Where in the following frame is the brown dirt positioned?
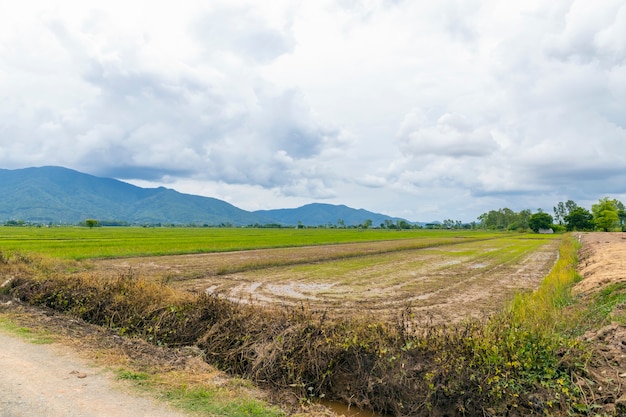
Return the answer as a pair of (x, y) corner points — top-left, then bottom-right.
(0, 331), (186, 417)
(575, 232), (626, 295)
(573, 232), (626, 415)
(90, 237), (561, 324)
(0, 299), (204, 417)
(0, 298), (331, 417)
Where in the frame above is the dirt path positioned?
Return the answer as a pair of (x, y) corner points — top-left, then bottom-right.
(0, 329), (189, 417)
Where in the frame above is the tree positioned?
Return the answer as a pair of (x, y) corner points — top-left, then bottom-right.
(363, 219), (373, 229)
(564, 207), (594, 231)
(478, 208), (531, 231)
(565, 200), (578, 213)
(85, 219), (99, 228)
(518, 209), (532, 230)
(615, 200), (626, 230)
(396, 220), (411, 229)
(592, 197), (620, 231)
(554, 200), (580, 225)
(528, 212), (553, 232)
(553, 202), (566, 225)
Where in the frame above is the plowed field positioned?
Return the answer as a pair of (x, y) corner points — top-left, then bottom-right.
(92, 235), (560, 324)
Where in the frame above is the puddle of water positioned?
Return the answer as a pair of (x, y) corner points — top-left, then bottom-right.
(320, 400), (386, 417)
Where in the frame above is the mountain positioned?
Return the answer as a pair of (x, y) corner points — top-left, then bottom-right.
(254, 203), (410, 227)
(0, 166), (271, 225)
(0, 166), (416, 227)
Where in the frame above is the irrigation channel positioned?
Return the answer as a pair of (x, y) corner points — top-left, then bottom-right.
(323, 400), (386, 417)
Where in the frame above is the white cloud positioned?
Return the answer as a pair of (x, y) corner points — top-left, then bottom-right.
(397, 110), (499, 158)
(1, 0), (625, 221)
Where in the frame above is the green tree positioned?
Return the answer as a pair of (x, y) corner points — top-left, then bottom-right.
(565, 200), (578, 213)
(528, 212), (553, 232)
(85, 219), (99, 228)
(396, 220), (411, 229)
(478, 208), (531, 231)
(363, 219), (373, 229)
(553, 202), (566, 225)
(564, 207), (594, 231)
(518, 209), (532, 230)
(592, 197), (620, 231)
(554, 200), (581, 226)
(616, 200), (626, 230)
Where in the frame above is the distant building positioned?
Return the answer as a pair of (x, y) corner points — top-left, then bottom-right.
(538, 228), (554, 234)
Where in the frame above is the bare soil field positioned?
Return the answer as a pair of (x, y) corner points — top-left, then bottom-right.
(575, 232), (626, 295)
(92, 236), (560, 324)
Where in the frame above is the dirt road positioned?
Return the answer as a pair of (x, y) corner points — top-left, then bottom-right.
(0, 329), (188, 417)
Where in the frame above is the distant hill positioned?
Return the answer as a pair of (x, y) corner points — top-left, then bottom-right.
(0, 166), (270, 225)
(254, 203), (411, 227)
(0, 166), (417, 227)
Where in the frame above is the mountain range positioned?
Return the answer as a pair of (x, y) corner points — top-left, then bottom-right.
(0, 166), (412, 227)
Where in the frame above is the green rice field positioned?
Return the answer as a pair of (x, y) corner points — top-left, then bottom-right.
(0, 226), (519, 260)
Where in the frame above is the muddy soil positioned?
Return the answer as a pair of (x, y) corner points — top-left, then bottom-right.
(92, 237), (561, 324)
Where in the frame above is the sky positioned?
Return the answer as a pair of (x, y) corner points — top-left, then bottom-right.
(1, 1), (625, 222)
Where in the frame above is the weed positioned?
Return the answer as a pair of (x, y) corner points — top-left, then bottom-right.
(165, 386), (285, 416)
(579, 283), (626, 327)
(0, 316), (55, 344)
(117, 369), (150, 381)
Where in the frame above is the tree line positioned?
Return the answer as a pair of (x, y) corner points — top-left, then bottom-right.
(478, 197), (626, 232)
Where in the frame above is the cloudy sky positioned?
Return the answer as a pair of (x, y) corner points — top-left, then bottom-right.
(1, 1), (625, 222)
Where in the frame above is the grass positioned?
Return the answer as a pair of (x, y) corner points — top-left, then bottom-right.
(0, 316), (55, 344)
(573, 282), (626, 333)
(591, 283), (626, 324)
(471, 235), (598, 413)
(165, 386), (284, 417)
(0, 226), (507, 260)
(507, 235), (583, 330)
(114, 366), (285, 416)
